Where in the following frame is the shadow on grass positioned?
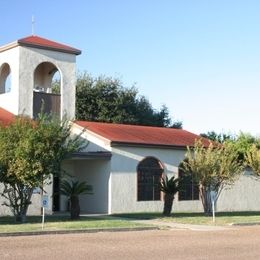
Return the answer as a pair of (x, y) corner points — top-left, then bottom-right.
(114, 211), (260, 220)
(0, 215), (115, 225)
(2, 211), (260, 224)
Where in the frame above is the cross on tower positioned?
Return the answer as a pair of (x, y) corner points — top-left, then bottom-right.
(32, 15), (35, 36)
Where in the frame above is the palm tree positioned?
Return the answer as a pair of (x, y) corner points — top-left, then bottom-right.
(160, 175), (180, 216)
(60, 179), (93, 219)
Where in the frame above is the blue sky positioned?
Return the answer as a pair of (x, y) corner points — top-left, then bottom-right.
(1, 0), (260, 135)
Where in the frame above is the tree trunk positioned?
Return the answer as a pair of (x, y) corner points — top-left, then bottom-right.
(163, 194), (174, 216)
(70, 195), (80, 220)
(14, 190), (33, 223)
(199, 185), (212, 216)
(2, 184), (33, 223)
(15, 214), (27, 223)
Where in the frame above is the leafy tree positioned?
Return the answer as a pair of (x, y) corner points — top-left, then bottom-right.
(160, 175), (181, 216)
(76, 72), (182, 128)
(60, 178), (93, 220)
(0, 114), (82, 223)
(182, 140), (243, 215)
(201, 132), (260, 162)
(200, 131), (234, 143)
(246, 144), (260, 176)
(231, 133), (260, 162)
(51, 79), (61, 94)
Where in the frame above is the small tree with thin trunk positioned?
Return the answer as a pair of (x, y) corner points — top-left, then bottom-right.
(182, 140), (243, 216)
(0, 114), (83, 223)
(160, 175), (181, 216)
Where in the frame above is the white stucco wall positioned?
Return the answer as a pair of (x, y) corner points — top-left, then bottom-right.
(19, 46), (77, 119)
(109, 145), (204, 214)
(218, 170), (260, 211)
(0, 45), (77, 119)
(27, 179), (53, 215)
(74, 160), (111, 214)
(0, 47), (20, 114)
(108, 145), (260, 214)
(0, 180), (52, 216)
(60, 159), (111, 214)
(71, 124), (112, 152)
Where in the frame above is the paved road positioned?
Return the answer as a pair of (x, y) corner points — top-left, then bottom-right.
(1, 226), (260, 260)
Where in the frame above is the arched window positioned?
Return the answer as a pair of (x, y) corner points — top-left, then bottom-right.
(33, 62), (61, 93)
(178, 165), (199, 201)
(137, 157), (164, 201)
(33, 62), (61, 118)
(0, 63), (11, 94)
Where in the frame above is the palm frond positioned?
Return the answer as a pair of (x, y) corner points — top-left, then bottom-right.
(60, 179), (93, 197)
(160, 175), (180, 195)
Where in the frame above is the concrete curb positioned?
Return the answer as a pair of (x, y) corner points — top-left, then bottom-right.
(232, 222), (260, 226)
(0, 226), (160, 237)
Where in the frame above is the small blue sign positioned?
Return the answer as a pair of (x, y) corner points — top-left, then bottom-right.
(42, 195), (49, 208)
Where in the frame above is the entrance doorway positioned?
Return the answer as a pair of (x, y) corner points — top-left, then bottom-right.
(52, 176), (60, 211)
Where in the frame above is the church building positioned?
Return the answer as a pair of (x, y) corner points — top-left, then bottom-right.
(0, 35), (259, 216)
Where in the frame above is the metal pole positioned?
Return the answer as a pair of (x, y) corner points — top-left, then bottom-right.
(212, 200), (215, 223)
(42, 206), (45, 230)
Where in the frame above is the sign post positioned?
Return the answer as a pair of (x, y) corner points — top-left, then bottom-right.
(42, 195), (49, 230)
(210, 191), (216, 223)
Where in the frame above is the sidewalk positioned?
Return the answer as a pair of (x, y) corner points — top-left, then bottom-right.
(131, 219), (230, 231)
(83, 214), (231, 231)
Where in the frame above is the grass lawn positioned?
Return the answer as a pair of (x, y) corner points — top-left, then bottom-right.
(0, 215), (151, 233)
(2, 212), (260, 233)
(115, 211), (260, 226)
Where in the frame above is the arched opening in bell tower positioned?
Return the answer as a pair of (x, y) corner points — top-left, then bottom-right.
(0, 63), (12, 94)
(33, 62), (61, 118)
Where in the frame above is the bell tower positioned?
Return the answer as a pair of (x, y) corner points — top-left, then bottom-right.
(0, 35), (81, 120)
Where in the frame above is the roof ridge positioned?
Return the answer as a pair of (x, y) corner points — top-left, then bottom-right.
(75, 120), (185, 131)
(0, 35), (81, 55)
(74, 120), (210, 148)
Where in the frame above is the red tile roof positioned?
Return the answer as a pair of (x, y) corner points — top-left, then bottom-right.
(75, 121), (211, 148)
(0, 35), (81, 55)
(18, 35), (81, 55)
(0, 109), (210, 148)
(0, 107), (15, 126)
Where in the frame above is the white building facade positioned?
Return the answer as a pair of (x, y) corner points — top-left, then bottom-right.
(0, 35), (260, 216)
(64, 122), (260, 215)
